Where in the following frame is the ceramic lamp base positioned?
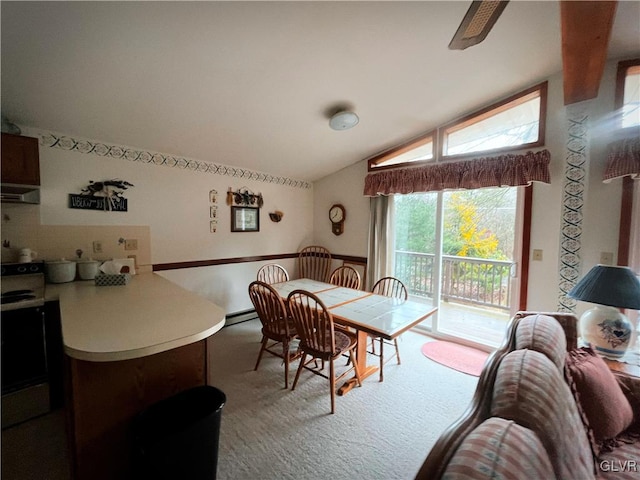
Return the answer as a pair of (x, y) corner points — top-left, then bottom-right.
(580, 305), (633, 359)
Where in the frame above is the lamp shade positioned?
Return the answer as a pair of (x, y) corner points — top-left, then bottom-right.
(568, 265), (640, 310)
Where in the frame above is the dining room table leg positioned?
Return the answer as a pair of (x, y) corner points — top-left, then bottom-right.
(337, 329), (378, 396)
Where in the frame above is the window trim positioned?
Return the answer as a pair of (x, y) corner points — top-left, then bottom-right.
(367, 81), (548, 172)
(615, 58), (640, 267)
(367, 131), (436, 172)
(615, 58), (640, 132)
(439, 81), (547, 161)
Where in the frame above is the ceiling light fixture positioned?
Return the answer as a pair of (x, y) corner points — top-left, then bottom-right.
(329, 111), (359, 131)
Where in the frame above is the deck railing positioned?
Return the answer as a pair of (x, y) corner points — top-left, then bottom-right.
(395, 250), (513, 310)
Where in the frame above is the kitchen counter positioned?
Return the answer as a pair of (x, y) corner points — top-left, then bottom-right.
(48, 272), (227, 480)
(46, 272), (226, 362)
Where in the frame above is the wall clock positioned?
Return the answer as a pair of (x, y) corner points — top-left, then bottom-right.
(329, 204), (346, 236)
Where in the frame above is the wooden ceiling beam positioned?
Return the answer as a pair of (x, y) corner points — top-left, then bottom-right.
(560, 1), (617, 106)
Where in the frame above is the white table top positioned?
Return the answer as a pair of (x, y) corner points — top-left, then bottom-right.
(46, 273), (226, 362)
(274, 278), (436, 339)
(271, 278), (334, 297)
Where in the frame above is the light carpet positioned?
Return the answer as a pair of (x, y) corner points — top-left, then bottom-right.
(208, 320), (479, 480)
(421, 341), (490, 377)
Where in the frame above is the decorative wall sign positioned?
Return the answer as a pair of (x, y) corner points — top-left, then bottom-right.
(226, 187), (263, 207)
(69, 179), (134, 212)
(231, 206), (259, 232)
(209, 189), (218, 233)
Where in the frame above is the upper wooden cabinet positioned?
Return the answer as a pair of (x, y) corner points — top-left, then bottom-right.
(1, 133), (40, 185)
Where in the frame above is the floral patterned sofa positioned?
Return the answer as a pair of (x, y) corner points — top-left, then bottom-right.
(415, 311), (640, 480)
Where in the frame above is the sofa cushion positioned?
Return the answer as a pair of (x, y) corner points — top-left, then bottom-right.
(515, 314), (567, 369)
(598, 437), (640, 479)
(614, 371), (640, 418)
(565, 347), (634, 449)
(442, 417), (555, 480)
(491, 349), (595, 479)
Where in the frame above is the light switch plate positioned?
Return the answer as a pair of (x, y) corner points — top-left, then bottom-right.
(532, 249), (543, 261)
(124, 239), (138, 251)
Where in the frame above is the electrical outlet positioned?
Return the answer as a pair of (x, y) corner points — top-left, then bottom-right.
(532, 249), (543, 261)
(124, 239), (138, 251)
(600, 251), (614, 265)
(127, 254), (137, 268)
(93, 241), (103, 254)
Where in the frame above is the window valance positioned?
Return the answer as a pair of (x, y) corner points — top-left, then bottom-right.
(363, 149), (550, 196)
(603, 134), (640, 183)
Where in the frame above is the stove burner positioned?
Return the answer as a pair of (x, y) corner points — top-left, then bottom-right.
(2, 289), (35, 297)
(1, 294), (37, 305)
(1, 268), (45, 311)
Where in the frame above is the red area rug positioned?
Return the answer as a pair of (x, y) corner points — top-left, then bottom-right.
(421, 341), (490, 376)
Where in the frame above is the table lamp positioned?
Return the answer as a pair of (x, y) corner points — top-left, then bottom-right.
(568, 265), (640, 359)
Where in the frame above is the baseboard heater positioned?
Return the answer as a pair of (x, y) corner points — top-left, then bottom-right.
(225, 309), (258, 327)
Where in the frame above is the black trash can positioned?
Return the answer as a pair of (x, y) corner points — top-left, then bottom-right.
(133, 385), (226, 480)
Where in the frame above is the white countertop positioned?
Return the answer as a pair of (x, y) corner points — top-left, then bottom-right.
(45, 273), (226, 362)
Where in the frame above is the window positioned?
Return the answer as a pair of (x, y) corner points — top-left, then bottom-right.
(368, 132), (434, 171)
(441, 83), (546, 158)
(620, 64), (640, 129)
(614, 59), (640, 268)
(367, 82), (547, 172)
(614, 59), (640, 335)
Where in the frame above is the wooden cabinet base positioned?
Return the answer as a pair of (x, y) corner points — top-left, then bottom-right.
(66, 340), (207, 480)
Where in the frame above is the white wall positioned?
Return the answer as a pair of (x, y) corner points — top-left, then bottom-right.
(313, 160), (370, 258)
(528, 60), (624, 315)
(5, 129), (314, 313)
(525, 69), (565, 310)
(313, 59), (627, 316)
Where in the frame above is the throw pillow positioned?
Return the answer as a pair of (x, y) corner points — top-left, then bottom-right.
(565, 347), (634, 452)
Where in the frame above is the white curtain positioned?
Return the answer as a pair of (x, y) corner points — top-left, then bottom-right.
(366, 195), (394, 291)
(628, 180), (640, 349)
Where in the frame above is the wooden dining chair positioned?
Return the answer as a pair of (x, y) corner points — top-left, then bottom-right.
(329, 265), (361, 290)
(248, 281), (299, 389)
(257, 263), (289, 284)
(287, 289), (362, 414)
(298, 245), (332, 282)
(370, 276), (408, 382)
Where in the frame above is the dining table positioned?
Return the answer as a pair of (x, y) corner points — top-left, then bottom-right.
(271, 278), (438, 394)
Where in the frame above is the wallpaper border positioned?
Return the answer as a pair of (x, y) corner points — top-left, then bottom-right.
(38, 132), (312, 190)
(557, 104), (589, 312)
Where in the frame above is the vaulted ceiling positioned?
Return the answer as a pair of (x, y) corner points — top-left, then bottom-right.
(2, 1), (639, 182)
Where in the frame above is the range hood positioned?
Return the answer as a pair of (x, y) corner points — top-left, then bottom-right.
(0, 184), (40, 204)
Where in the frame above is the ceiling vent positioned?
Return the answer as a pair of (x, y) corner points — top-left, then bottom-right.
(449, 0), (509, 50)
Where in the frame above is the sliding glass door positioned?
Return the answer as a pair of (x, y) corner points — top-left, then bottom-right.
(393, 186), (521, 347)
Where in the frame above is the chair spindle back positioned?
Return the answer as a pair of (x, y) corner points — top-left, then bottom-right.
(287, 290), (336, 359)
(298, 246), (332, 282)
(372, 276), (408, 300)
(257, 263), (289, 284)
(329, 265), (361, 290)
(249, 281), (292, 338)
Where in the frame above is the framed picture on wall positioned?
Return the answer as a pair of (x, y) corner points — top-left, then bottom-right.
(231, 206), (260, 232)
